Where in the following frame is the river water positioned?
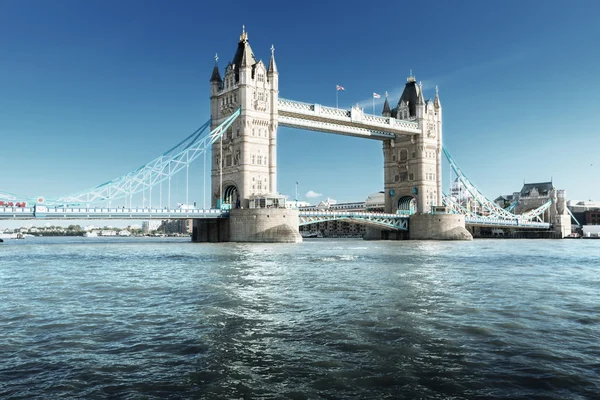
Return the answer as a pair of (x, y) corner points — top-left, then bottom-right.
(0, 237), (598, 399)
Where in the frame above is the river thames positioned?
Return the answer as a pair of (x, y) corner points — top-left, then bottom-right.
(0, 237), (598, 399)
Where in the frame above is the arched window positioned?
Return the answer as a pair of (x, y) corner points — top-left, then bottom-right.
(400, 149), (408, 161)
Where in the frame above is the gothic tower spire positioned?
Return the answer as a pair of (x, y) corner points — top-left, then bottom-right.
(210, 53), (222, 83)
(210, 28), (279, 209)
(381, 91), (391, 117)
(267, 44), (278, 74)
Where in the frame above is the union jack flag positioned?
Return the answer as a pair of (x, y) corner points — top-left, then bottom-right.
(336, 85), (345, 91)
(373, 93), (381, 98)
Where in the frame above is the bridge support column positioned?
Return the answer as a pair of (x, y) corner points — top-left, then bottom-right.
(363, 227), (408, 240)
(192, 218), (230, 242)
(409, 213), (472, 240)
(229, 208), (302, 243)
(553, 214), (571, 238)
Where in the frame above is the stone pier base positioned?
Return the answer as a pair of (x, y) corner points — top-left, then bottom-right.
(409, 214), (472, 240)
(193, 208), (302, 243)
(192, 218), (230, 242)
(229, 208), (302, 243)
(553, 214), (572, 238)
(363, 227), (408, 240)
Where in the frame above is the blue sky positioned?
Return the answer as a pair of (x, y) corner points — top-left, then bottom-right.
(1, 0), (600, 216)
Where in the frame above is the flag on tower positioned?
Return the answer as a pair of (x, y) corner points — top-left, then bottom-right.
(373, 93), (381, 98)
(336, 85), (345, 91)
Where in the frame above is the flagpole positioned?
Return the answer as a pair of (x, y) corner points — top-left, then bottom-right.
(336, 86), (338, 108)
(372, 96), (375, 114)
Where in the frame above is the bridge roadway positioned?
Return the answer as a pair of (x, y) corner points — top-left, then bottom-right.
(0, 206), (551, 230)
(0, 206), (229, 220)
(465, 216), (550, 229)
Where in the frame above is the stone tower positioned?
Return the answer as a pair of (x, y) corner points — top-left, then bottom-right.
(210, 27), (279, 208)
(382, 76), (443, 214)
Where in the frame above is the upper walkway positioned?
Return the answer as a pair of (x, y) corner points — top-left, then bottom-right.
(277, 98), (420, 139)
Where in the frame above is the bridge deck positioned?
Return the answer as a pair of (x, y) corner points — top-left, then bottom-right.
(278, 98), (420, 139)
(0, 207), (229, 220)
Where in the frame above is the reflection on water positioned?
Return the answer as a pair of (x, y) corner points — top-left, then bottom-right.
(0, 237), (599, 399)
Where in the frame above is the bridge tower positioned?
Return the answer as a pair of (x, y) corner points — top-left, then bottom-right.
(382, 76), (443, 214)
(210, 27), (279, 208)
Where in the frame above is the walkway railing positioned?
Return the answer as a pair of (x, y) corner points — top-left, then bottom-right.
(299, 210), (408, 231)
(0, 206), (229, 220)
(278, 98), (420, 138)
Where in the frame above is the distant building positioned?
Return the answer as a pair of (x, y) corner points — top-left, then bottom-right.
(284, 200), (311, 210)
(496, 181), (556, 219)
(568, 200), (600, 227)
(298, 192), (385, 238)
(142, 220), (162, 233)
(365, 192), (385, 212)
(451, 178), (471, 203)
(494, 194), (515, 208)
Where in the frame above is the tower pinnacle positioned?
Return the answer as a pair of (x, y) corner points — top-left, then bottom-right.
(268, 44), (278, 74)
(407, 69), (416, 83)
(417, 81), (424, 105)
(240, 25), (248, 42)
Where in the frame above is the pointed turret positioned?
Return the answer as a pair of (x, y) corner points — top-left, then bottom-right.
(381, 91), (391, 117)
(434, 85), (441, 109)
(267, 44), (277, 74)
(210, 53), (222, 96)
(396, 74), (420, 118)
(231, 25), (257, 82)
(417, 81), (424, 105)
(240, 43), (253, 68)
(210, 53), (222, 83)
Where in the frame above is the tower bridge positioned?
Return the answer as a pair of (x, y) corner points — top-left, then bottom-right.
(0, 27), (573, 241)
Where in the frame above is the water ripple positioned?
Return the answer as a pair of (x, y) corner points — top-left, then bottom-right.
(1, 237), (599, 398)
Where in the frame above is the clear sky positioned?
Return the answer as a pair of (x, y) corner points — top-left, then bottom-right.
(1, 0), (600, 221)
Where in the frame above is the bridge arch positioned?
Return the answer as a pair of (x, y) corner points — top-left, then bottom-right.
(397, 196), (417, 215)
(519, 206), (550, 223)
(223, 183), (239, 208)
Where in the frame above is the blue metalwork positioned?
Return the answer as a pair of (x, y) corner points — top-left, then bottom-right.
(299, 211), (408, 231)
(0, 205), (229, 220)
(567, 207), (581, 227)
(463, 216), (550, 229)
(0, 190), (37, 206)
(38, 108), (241, 206)
(505, 201), (518, 212)
(443, 146), (552, 223)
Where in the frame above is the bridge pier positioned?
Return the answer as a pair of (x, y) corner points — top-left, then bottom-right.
(192, 218), (230, 242)
(192, 208), (302, 243)
(363, 227), (408, 240)
(229, 208), (301, 243)
(409, 213), (472, 240)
